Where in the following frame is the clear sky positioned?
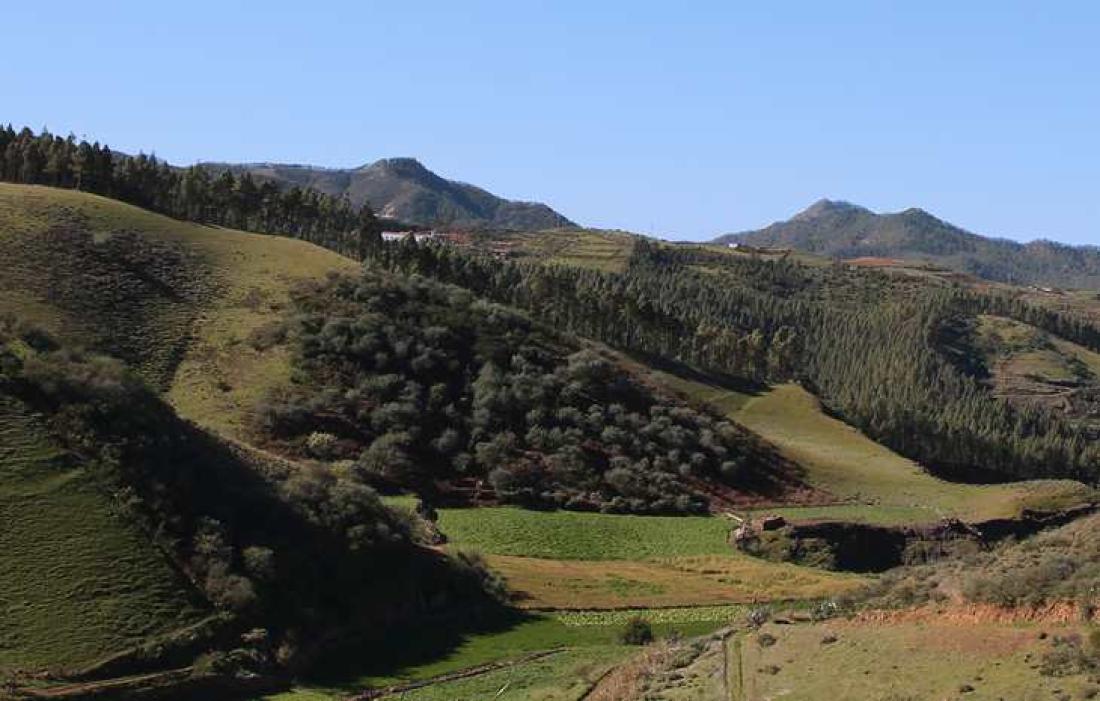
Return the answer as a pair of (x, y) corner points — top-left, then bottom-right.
(4, 2), (1098, 242)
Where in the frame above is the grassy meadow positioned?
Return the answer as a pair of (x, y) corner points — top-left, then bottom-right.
(275, 608), (735, 700)
(647, 364), (1095, 524)
(0, 183), (358, 439)
(428, 504), (865, 609)
(739, 619), (1100, 700)
(0, 396), (206, 672)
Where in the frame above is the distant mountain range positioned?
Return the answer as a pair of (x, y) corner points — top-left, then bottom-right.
(202, 158), (575, 231)
(715, 199), (1100, 289)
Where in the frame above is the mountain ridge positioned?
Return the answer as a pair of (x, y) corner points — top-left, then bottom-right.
(716, 200), (1100, 288)
(200, 156), (576, 231)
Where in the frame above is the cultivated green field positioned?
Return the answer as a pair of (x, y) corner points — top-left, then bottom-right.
(0, 395), (206, 672)
(432, 506), (865, 609)
(437, 506), (730, 560)
(483, 228), (636, 273)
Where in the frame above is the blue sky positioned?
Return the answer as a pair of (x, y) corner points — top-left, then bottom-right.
(4, 2), (1098, 242)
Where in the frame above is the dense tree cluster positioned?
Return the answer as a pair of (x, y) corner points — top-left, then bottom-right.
(260, 273), (758, 514)
(367, 238), (800, 383)
(364, 238), (1100, 484)
(0, 125), (379, 258)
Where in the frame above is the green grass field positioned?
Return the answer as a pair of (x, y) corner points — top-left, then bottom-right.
(0, 395), (206, 672)
(279, 608), (732, 699)
(271, 647), (625, 701)
(647, 366), (1095, 524)
(432, 506), (865, 608)
(732, 383), (1093, 522)
(437, 506), (730, 560)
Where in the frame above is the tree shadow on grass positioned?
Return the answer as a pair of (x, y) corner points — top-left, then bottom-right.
(624, 349), (767, 398)
(302, 605), (539, 691)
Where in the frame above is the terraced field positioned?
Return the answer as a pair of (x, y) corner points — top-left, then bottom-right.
(482, 228), (636, 272)
(434, 505), (864, 609)
(0, 395), (206, 671)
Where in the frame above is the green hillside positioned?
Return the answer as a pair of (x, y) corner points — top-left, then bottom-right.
(649, 371), (1093, 524)
(4, 177), (1100, 700)
(0, 394), (206, 671)
(967, 314), (1100, 431)
(0, 182), (359, 438)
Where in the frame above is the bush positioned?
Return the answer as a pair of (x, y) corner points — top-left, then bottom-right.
(1039, 635), (1096, 677)
(620, 616), (654, 645)
(811, 599), (840, 622)
(746, 606), (771, 629)
(448, 549), (508, 602)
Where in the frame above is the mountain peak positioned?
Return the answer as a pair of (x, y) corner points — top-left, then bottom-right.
(365, 157), (432, 178)
(219, 157), (574, 230)
(791, 199), (870, 222)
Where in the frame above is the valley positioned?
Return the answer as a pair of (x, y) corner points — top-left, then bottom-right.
(2, 127), (1100, 700)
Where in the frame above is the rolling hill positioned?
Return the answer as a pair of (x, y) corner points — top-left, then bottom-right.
(715, 199), (1100, 289)
(0, 182), (360, 439)
(0, 185), (507, 691)
(202, 158), (575, 231)
(5, 173), (1100, 700)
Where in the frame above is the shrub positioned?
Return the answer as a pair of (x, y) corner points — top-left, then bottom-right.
(620, 616), (654, 645)
(745, 606), (771, 629)
(305, 431), (339, 459)
(448, 549), (508, 602)
(811, 599), (840, 622)
(756, 632), (777, 648)
(1039, 635), (1095, 677)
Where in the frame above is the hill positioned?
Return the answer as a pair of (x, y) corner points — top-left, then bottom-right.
(6, 147), (1100, 699)
(0, 309), (500, 692)
(715, 199), (1100, 289)
(0, 182), (359, 439)
(203, 158), (575, 231)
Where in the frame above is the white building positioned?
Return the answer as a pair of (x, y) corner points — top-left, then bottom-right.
(381, 230), (440, 243)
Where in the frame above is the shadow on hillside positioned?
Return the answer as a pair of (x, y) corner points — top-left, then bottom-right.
(302, 606), (536, 691)
(625, 349), (768, 398)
